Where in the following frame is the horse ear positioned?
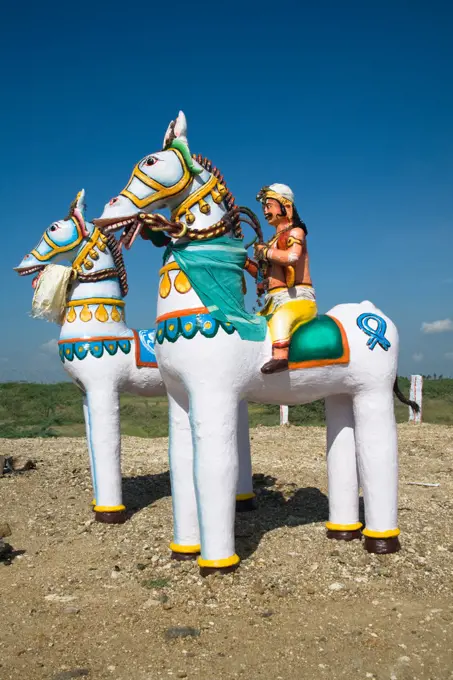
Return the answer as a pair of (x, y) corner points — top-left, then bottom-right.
(75, 189), (86, 215)
(174, 111), (188, 144)
(69, 189), (86, 217)
(163, 111), (188, 149)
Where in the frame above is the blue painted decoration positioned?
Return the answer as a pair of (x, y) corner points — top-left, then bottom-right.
(59, 338), (132, 363)
(155, 312), (237, 345)
(356, 313), (391, 351)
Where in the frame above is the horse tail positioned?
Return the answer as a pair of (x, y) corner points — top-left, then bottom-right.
(393, 377), (419, 413)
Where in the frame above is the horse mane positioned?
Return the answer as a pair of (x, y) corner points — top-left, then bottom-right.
(106, 233), (129, 297)
(193, 154), (243, 239)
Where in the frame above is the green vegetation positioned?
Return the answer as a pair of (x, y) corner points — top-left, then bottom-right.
(0, 378), (452, 438)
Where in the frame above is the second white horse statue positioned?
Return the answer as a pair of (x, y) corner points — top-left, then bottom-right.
(15, 191), (255, 537)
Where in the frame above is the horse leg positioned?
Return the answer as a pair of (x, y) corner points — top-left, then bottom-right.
(86, 386), (126, 524)
(82, 395), (97, 510)
(167, 389), (200, 560)
(236, 400), (255, 512)
(325, 395), (362, 540)
(189, 391), (240, 574)
(353, 387), (400, 554)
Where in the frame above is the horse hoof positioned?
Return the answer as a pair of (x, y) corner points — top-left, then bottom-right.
(171, 551), (199, 561)
(236, 498), (256, 513)
(326, 529), (362, 541)
(200, 564), (240, 577)
(95, 510), (127, 524)
(364, 536), (401, 554)
(198, 553), (240, 576)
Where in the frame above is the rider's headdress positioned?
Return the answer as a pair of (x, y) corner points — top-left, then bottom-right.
(256, 183), (295, 209)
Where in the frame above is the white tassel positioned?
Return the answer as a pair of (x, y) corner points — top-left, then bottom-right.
(31, 264), (73, 325)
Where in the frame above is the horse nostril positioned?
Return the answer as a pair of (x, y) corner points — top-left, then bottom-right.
(109, 197), (119, 205)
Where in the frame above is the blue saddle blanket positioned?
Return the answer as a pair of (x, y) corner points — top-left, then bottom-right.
(133, 329), (158, 367)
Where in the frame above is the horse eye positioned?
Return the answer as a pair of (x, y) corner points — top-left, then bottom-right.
(49, 225), (58, 232)
(145, 156), (157, 166)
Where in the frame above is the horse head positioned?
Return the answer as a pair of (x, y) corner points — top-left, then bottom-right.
(14, 190), (92, 286)
(93, 112), (241, 248)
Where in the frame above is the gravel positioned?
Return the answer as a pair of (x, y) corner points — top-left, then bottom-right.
(0, 423), (452, 679)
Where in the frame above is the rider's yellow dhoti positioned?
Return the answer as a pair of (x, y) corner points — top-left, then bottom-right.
(260, 285), (317, 359)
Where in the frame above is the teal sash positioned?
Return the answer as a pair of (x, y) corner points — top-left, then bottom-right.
(163, 235), (267, 342)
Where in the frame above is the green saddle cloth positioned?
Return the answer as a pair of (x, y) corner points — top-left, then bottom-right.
(288, 315), (350, 368)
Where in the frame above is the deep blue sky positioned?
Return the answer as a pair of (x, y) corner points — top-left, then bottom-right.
(2, 0), (452, 381)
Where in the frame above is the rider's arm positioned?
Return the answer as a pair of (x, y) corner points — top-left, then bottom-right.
(244, 257), (259, 280)
(266, 228), (304, 267)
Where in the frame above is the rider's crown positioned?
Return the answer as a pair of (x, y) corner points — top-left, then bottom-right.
(257, 183), (295, 208)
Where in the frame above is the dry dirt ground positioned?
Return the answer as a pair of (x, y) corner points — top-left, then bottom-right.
(1, 424), (452, 680)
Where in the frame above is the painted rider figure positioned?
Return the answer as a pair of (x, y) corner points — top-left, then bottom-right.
(245, 184), (317, 374)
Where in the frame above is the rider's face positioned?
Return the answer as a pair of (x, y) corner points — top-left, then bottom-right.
(263, 198), (285, 227)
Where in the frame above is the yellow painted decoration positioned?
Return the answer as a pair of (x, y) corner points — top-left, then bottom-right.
(174, 270), (192, 294)
(111, 306), (121, 322)
(198, 553), (240, 569)
(325, 522), (363, 532)
(72, 227), (101, 270)
(211, 187), (222, 203)
(80, 304), (93, 322)
(362, 527), (400, 539)
(169, 542), (201, 554)
(185, 209), (195, 225)
(89, 249), (99, 260)
(121, 148), (192, 210)
(91, 499), (96, 506)
(286, 265), (295, 288)
(66, 306), (77, 323)
(172, 173), (218, 221)
(67, 297), (125, 308)
(199, 198), (211, 214)
(95, 304), (109, 322)
(84, 259), (94, 270)
(159, 271), (171, 299)
(94, 505), (126, 513)
(97, 241), (107, 252)
(236, 493), (256, 501)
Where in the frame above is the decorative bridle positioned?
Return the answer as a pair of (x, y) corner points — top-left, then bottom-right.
(138, 153), (263, 246)
(69, 211), (129, 297)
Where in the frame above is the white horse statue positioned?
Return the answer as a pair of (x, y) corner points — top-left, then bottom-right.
(15, 190), (255, 534)
(93, 113), (416, 574)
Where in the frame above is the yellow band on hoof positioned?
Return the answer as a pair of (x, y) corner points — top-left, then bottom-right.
(169, 542), (201, 554)
(326, 521), (363, 532)
(236, 493), (256, 501)
(94, 505), (126, 513)
(362, 527), (400, 538)
(198, 553), (240, 569)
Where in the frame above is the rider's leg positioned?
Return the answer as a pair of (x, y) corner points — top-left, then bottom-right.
(261, 298), (317, 374)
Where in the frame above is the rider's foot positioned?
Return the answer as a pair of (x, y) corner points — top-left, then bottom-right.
(261, 358), (289, 374)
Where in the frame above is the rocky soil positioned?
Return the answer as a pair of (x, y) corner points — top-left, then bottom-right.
(1, 424), (452, 680)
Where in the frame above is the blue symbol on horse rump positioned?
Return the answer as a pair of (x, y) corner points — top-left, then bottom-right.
(357, 313), (391, 351)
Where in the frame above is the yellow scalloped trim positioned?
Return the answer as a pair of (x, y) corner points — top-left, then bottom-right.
(236, 493), (256, 501)
(362, 527), (400, 538)
(198, 553), (240, 569)
(169, 542), (201, 554)
(94, 505), (126, 513)
(326, 521), (363, 531)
